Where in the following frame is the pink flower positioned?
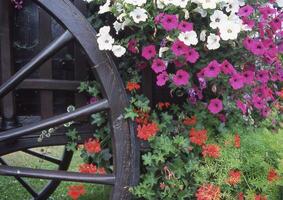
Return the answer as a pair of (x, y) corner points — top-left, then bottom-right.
(151, 58), (166, 74)
(242, 70), (255, 85)
(229, 73), (244, 90)
(160, 14), (178, 31)
(178, 21), (193, 32)
(256, 70), (269, 83)
(236, 100), (247, 114)
(204, 60), (221, 78)
(263, 40), (278, 58)
(128, 39), (138, 54)
(243, 37), (254, 51)
(208, 98), (223, 114)
(238, 5), (254, 17)
(251, 40), (265, 56)
(269, 17), (282, 32)
(156, 71), (169, 86)
(171, 40), (187, 56)
(173, 70), (190, 86)
(242, 17), (255, 29)
(142, 45), (156, 60)
(221, 60), (236, 75)
(261, 106), (271, 117)
(154, 13), (165, 24)
(259, 6), (276, 19)
(185, 48), (200, 64)
(252, 95), (265, 109)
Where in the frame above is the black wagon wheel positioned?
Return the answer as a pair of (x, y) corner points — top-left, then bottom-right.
(0, 0), (139, 199)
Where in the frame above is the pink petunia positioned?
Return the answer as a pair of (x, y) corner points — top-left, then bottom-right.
(256, 70), (269, 83)
(236, 100), (247, 114)
(178, 21), (193, 32)
(160, 14), (178, 31)
(243, 37), (254, 51)
(185, 47), (200, 64)
(221, 60), (236, 75)
(128, 39), (138, 54)
(238, 5), (254, 17)
(142, 45), (156, 60)
(154, 13), (165, 24)
(251, 40), (265, 56)
(156, 71), (169, 86)
(269, 17), (282, 32)
(252, 95), (265, 109)
(208, 98), (223, 114)
(173, 70), (190, 86)
(171, 40), (187, 56)
(242, 17), (255, 29)
(151, 58), (166, 74)
(261, 106), (271, 117)
(204, 60), (221, 78)
(242, 70), (255, 85)
(229, 73), (244, 90)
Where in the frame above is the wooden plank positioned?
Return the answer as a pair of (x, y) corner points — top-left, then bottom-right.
(18, 79), (80, 90)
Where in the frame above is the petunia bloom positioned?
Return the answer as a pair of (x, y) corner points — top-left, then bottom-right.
(185, 47), (200, 63)
(204, 60), (221, 78)
(160, 14), (178, 31)
(151, 58), (166, 73)
(156, 71), (169, 86)
(173, 70), (190, 86)
(142, 45), (156, 60)
(208, 98), (223, 114)
(229, 73), (244, 90)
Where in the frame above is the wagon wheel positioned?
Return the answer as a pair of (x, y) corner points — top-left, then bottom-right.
(0, 0), (139, 199)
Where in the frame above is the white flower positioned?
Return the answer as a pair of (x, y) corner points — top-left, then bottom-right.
(277, 0), (283, 7)
(98, 0), (111, 14)
(175, 0), (190, 8)
(159, 47), (169, 57)
(112, 45), (126, 57)
(156, 0), (165, 9)
(225, 0), (240, 13)
(84, 0), (93, 2)
(207, 33), (220, 50)
(124, 0), (147, 6)
(97, 26), (111, 37)
(210, 10), (228, 29)
(129, 7), (148, 23)
(183, 9), (190, 19)
(113, 21), (123, 34)
(193, 6), (207, 17)
(178, 31), (198, 46)
(97, 34), (114, 50)
(219, 21), (241, 41)
(198, 0), (218, 9)
(200, 30), (207, 41)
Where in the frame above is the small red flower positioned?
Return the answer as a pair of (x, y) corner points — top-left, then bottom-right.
(254, 194), (267, 200)
(126, 82), (140, 92)
(183, 116), (197, 126)
(234, 134), (241, 148)
(196, 183), (221, 200)
(84, 138), (101, 154)
(267, 168), (279, 182)
(79, 163), (106, 175)
(137, 122), (159, 140)
(202, 144), (221, 158)
(134, 109), (150, 125)
(67, 185), (86, 200)
(156, 102), (170, 110)
(189, 128), (207, 146)
(227, 170), (241, 185)
(237, 192), (244, 200)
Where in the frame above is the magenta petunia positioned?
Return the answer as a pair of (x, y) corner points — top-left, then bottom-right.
(221, 60), (236, 75)
(178, 21), (193, 32)
(229, 73), (244, 90)
(171, 40), (188, 56)
(128, 39), (138, 54)
(173, 70), (190, 86)
(263, 40), (278, 58)
(251, 40), (265, 56)
(259, 6), (276, 19)
(242, 70), (255, 85)
(242, 17), (255, 29)
(142, 45), (156, 60)
(252, 95), (265, 109)
(185, 47), (200, 64)
(256, 70), (269, 83)
(156, 71), (169, 86)
(204, 60), (221, 78)
(269, 17), (282, 32)
(261, 106), (271, 117)
(236, 100), (247, 114)
(160, 14), (178, 31)
(238, 5), (254, 17)
(151, 58), (166, 74)
(154, 13), (165, 24)
(208, 98), (223, 114)
(243, 37), (254, 51)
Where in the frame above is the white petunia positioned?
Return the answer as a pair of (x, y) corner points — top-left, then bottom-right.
(124, 0), (147, 6)
(112, 45), (126, 57)
(207, 33), (220, 50)
(200, 30), (207, 42)
(97, 34), (115, 50)
(225, 0), (240, 13)
(178, 31), (198, 46)
(198, 0), (218, 9)
(277, 0), (283, 7)
(97, 26), (111, 37)
(219, 21), (241, 41)
(98, 0), (111, 14)
(210, 10), (228, 29)
(175, 0), (190, 8)
(129, 7), (148, 23)
(159, 47), (169, 57)
(193, 6), (207, 17)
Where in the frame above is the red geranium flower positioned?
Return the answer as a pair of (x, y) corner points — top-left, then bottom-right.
(84, 138), (101, 154)
(227, 170), (241, 185)
(79, 163), (106, 175)
(196, 183), (221, 200)
(267, 168), (279, 182)
(202, 144), (220, 158)
(189, 128), (207, 146)
(67, 185), (86, 200)
(126, 82), (140, 92)
(137, 122), (159, 140)
(183, 116), (197, 126)
(134, 109), (150, 125)
(234, 134), (241, 148)
(156, 102), (170, 110)
(237, 192), (244, 200)
(254, 194), (267, 200)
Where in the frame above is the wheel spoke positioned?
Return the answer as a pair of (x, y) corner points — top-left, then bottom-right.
(0, 158), (39, 198)
(0, 30), (74, 98)
(22, 149), (61, 165)
(0, 99), (109, 142)
(0, 165), (115, 185)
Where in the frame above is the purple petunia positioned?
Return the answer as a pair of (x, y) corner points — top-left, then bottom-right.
(229, 73), (244, 90)
(142, 45), (156, 60)
(185, 47), (200, 64)
(204, 60), (221, 78)
(160, 14), (179, 31)
(208, 98), (223, 114)
(173, 70), (190, 86)
(156, 71), (169, 86)
(151, 58), (166, 74)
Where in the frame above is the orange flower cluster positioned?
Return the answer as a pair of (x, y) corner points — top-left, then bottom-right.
(67, 185), (86, 200)
(227, 170), (241, 185)
(84, 138), (101, 154)
(234, 134), (241, 148)
(254, 194), (267, 200)
(79, 163), (106, 175)
(267, 168), (279, 182)
(196, 183), (221, 200)
(202, 144), (221, 158)
(183, 116), (197, 126)
(126, 82), (140, 92)
(134, 109), (150, 125)
(156, 102), (170, 110)
(189, 128), (207, 146)
(137, 122), (159, 140)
